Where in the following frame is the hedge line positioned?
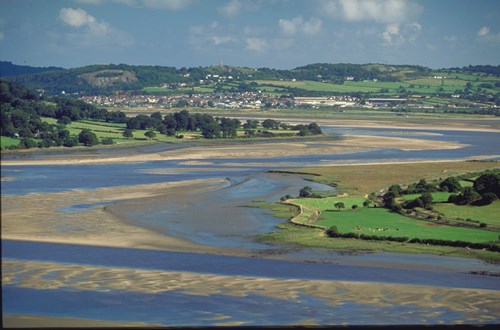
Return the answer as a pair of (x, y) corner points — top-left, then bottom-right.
(325, 227), (500, 252)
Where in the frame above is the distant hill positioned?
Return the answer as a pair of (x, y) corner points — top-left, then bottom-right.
(2, 61), (499, 96)
(0, 61), (64, 77)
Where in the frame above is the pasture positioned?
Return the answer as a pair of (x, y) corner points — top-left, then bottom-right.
(292, 161), (500, 196)
(402, 192), (453, 203)
(433, 201), (500, 226)
(300, 203), (500, 244)
(1, 136), (20, 148)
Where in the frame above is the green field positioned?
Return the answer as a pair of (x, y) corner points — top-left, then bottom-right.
(313, 207), (498, 244)
(433, 201), (500, 226)
(1, 136), (21, 148)
(402, 192), (453, 203)
(289, 195), (499, 244)
(293, 196), (367, 210)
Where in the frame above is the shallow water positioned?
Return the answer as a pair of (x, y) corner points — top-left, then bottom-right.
(1, 286), (477, 326)
(2, 126), (500, 326)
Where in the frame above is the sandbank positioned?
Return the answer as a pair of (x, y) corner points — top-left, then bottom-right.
(0, 134), (467, 166)
(3, 259), (500, 324)
(1, 178), (238, 255)
(2, 313), (156, 328)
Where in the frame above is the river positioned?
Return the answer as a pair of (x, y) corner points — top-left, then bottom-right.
(2, 126), (500, 326)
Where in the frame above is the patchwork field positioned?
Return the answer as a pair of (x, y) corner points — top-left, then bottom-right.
(433, 202), (500, 226)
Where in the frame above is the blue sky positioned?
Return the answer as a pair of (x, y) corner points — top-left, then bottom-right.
(0, 0), (499, 69)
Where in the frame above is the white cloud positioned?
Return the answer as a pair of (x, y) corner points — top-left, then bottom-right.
(59, 8), (133, 47)
(210, 35), (236, 45)
(476, 26), (500, 42)
(75, 0), (106, 4)
(75, 0), (193, 10)
(59, 8), (97, 27)
(142, 0), (193, 10)
(320, 0), (421, 24)
(218, 0), (243, 17)
(381, 23), (402, 45)
(245, 37), (268, 52)
(477, 26), (490, 37)
(279, 16), (322, 36)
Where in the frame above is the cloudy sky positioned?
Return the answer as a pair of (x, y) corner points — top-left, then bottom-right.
(0, 0), (499, 69)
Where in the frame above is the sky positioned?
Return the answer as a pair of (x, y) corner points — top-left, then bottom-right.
(0, 0), (499, 70)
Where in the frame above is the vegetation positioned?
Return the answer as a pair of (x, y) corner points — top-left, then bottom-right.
(2, 61), (499, 108)
(1, 79), (322, 150)
(262, 162), (500, 260)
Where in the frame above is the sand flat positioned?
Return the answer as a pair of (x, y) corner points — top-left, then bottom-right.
(3, 259), (500, 324)
(0, 134), (467, 166)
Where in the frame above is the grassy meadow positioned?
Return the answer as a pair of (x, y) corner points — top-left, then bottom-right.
(402, 192), (453, 202)
(1, 136), (20, 148)
(259, 161), (500, 260)
(433, 201), (500, 226)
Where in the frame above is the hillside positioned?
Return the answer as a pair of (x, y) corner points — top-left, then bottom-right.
(2, 62), (499, 100)
(0, 61), (63, 77)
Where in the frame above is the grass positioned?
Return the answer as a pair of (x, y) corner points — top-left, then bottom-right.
(293, 196), (367, 210)
(257, 221), (500, 261)
(34, 117), (307, 149)
(402, 192), (453, 202)
(1, 136), (21, 148)
(314, 207), (499, 244)
(259, 161), (500, 260)
(433, 201), (500, 226)
(288, 196), (499, 244)
(289, 161), (500, 196)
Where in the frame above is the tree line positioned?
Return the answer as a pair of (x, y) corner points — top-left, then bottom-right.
(1, 79), (322, 149)
(125, 110), (322, 139)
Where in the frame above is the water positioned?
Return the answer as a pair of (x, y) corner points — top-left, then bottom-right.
(2, 126), (500, 326)
(3, 240), (499, 288)
(2, 128), (499, 196)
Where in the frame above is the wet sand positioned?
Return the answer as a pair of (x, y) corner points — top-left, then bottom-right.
(3, 259), (500, 324)
(0, 134), (467, 166)
(1, 178), (236, 255)
(3, 313), (156, 328)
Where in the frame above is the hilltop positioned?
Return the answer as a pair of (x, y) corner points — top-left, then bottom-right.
(2, 61), (498, 99)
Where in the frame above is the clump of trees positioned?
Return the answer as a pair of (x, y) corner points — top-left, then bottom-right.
(1, 79), (126, 149)
(448, 173), (499, 206)
(125, 109), (322, 140)
(383, 173), (499, 212)
(1, 79), (324, 150)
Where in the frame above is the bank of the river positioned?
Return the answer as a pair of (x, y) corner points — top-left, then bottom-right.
(256, 160), (500, 262)
(3, 122), (500, 326)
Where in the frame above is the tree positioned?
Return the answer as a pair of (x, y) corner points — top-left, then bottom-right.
(388, 184), (402, 196)
(262, 119), (280, 130)
(299, 186), (312, 198)
(334, 202), (345, 211)
(308, 122), (322, 135)
(201, 122), (221, 139)
(461, 187), (482, 205)
(473, 173), (500, 197)
(144, 130), (156, 140)
(479, 192), (498, 205)
(123, 128), (133, 139)
(78, 129), (98, 146)
(243, 119), (259, 129)
(440, 177), (462, 193)
(420, 192), (434, 208)
(220, 117), (237, 138)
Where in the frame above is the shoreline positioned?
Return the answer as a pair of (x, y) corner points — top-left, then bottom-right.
(0, 133), (469, 166)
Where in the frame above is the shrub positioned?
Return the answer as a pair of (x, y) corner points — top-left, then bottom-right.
(101, 137), (114, 145)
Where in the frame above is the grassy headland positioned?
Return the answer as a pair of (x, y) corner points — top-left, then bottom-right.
(258, 161), (500, 261)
